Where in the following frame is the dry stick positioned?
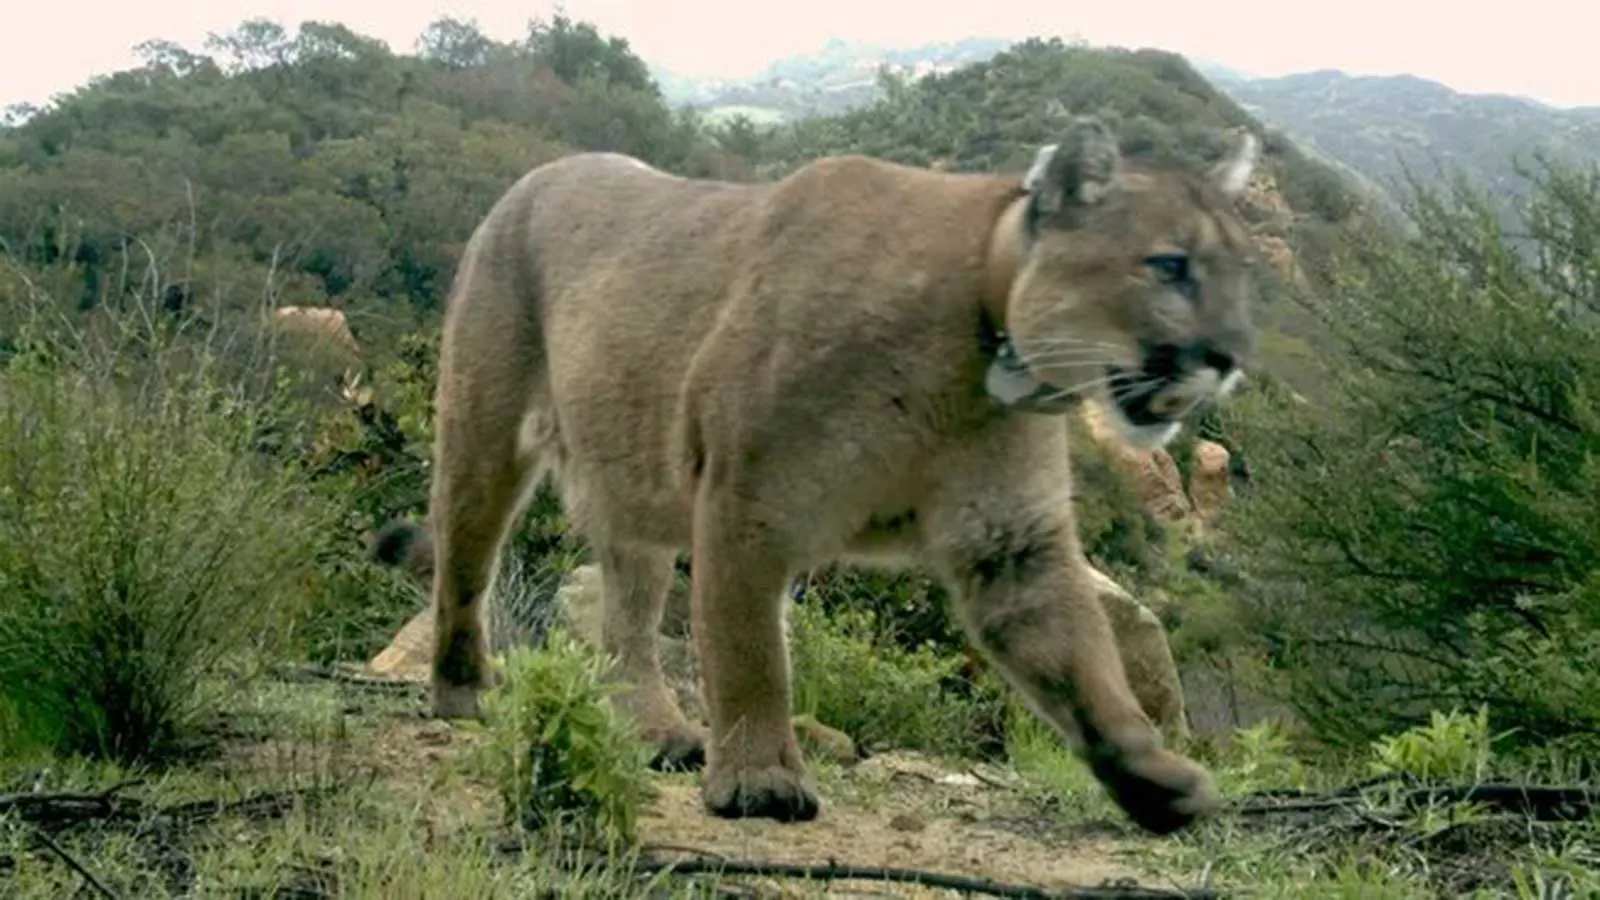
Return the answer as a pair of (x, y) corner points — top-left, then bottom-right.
(0, 783), (335, 832)
(1233, 783), (1600, 821)
(0, 780), (144, 826)
(31, 827), (119, 900)
(572, 852), (1221, 900)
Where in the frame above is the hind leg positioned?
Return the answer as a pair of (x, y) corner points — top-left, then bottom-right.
(596, 541), (708, 770)
(426, 384), (540, 719)
(428, 441), (535, 719)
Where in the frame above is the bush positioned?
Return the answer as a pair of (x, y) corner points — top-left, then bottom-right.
(1220, 159), (1600, 753)
(788, 598), (1004, 758)
(0, 350), (336, 763)
(481, 630), (654, 849)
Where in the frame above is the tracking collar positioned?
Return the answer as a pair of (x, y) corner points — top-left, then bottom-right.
(981, 144), (1082, 416)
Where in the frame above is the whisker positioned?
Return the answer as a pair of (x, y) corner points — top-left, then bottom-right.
(1015, 348), (1124, 367)
(1018, 337), (1126, 351)
(1108, 376), (1165, 403)
(1033, 374), (1116, 403)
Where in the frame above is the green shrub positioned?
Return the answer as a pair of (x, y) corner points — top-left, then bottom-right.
(788, 599), (1003, 759)
(1221, 160), (1600, 753)
(481, 630), (654, 849)
(0, 357), (336, 764)
(1368, 706), (1499, 783)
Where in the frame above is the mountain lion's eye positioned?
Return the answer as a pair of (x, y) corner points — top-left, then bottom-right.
(1144, 253), (1190, 284)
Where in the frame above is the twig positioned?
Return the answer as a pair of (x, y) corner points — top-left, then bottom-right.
(1233, 781), (1600, 822)
(640, 842), (729, 861)
(32, 827), (119, 899)
(547, 850), (1222, 899)
(270, 663), (425, 693)
(157, 787), (336, 826)
(0, 780), (144, 826)
(0, 783), (334, 831)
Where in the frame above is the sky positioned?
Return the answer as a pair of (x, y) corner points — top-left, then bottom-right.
(3, 0), (1596, 112)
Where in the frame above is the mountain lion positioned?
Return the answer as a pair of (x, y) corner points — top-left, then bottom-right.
(379, 116), (1260, 835)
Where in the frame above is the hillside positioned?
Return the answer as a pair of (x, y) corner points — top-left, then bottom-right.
(0, 26), (1365, 396)
(671, 39), (1599, 223)
(0, 15), (761, 335)
(1213, 69), (1600, 214)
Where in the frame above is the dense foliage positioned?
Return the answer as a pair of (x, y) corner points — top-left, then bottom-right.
(1221, 161), (1600, 755)
(0, 15), (755, 330)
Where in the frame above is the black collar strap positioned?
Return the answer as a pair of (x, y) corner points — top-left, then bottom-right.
(982, 144), (1082, 416)
(984, 327), (1083, 415)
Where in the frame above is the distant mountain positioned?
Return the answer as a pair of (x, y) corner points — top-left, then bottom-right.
(656, 42), (1600, 220)
(653, 38), (1015, 123)
(1197, 70), (1600, 213)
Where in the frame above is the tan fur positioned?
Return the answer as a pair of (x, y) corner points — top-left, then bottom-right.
(384, 119), (1261, 834)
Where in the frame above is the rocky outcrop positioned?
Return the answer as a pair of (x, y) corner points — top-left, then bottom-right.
(1077, 402), (1235, 535)
(272, 305), (361, 357)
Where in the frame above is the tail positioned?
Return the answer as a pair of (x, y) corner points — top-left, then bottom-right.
(371, 518), (435, 586)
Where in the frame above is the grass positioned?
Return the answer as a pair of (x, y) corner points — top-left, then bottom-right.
(0, 344), (343, 764)
(4, 622), (1598, 898)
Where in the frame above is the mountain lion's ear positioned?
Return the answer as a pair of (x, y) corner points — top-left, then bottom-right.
(1024, 116), (1122, 217)
(1209, 128), (1260, 200)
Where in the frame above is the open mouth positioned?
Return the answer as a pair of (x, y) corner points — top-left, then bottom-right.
(1104, 363), (1180, 427)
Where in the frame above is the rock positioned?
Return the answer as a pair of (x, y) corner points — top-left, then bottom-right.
(793, 714), (861, 764)
(367, 602), (434, 682)
(1078, 402), (1197, 530)
(364, 562), (859, 762)
(1085, 567), (1190, 746)
(1188, 439), (1233, 522)
(272, 305), (361, 357)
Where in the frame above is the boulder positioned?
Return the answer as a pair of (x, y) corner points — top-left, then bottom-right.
(1078, 402), (1198, 529)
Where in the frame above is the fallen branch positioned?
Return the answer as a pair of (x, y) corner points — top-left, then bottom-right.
(0, 782), (336, 831)
(503, 840), (1221, 900)
(629, 856), (1220, 899)
(1234, 781), (1600, 822)
(0, 780), (143, 827)
(32, 827), (119, 899)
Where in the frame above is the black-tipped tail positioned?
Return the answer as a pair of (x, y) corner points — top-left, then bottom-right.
(371, 518), (434, 583)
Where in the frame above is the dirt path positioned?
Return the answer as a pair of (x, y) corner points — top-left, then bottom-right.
(342, 707), (1177, 898)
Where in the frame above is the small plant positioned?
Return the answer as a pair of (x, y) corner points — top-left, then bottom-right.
(481, 630), (654, 850)
(1222, 721), (1311, 794)
(1003, 697), (1116, 820)
(1368, 706), (1500, 783)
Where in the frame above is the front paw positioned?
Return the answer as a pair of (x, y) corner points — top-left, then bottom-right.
(1090, 746), (1219, 836)
(702, 759), (820, 823)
